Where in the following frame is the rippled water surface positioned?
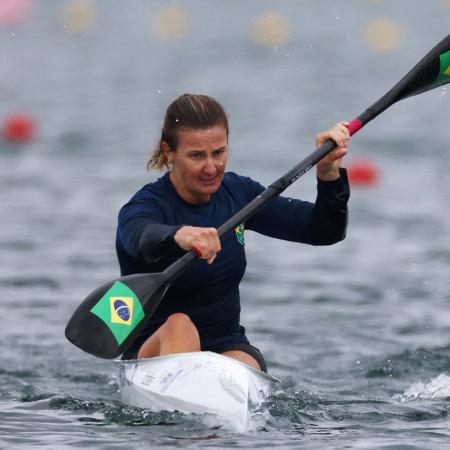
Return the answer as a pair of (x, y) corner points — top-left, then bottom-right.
(1, 1), (450, 449)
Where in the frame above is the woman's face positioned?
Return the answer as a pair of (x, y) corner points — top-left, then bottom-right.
(165, 125), (228, 204)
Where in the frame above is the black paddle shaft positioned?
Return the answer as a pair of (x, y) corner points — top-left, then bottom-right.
(163, 138), (337, 280)
(165, 33), (450, 283)
(65, 35), (450, 359)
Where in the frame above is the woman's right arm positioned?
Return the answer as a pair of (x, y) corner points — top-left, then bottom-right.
(118, 200), (221, 264)
(117, 200), (183, 263)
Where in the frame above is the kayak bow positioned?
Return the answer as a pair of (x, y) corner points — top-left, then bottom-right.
(117, 351), (278, 431)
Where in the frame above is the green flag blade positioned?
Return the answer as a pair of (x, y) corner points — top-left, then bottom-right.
(437, 49), (450, 83)
(90, 281), (145, 345)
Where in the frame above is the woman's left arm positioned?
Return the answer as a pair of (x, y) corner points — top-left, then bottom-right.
(246, 122), (351, 245)
(246, 173), (349, 245)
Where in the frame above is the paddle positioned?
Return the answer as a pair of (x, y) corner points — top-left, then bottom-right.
(66, 34), (450, 359)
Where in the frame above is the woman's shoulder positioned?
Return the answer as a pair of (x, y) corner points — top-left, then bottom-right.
(119, 174), (171, 218)
(223, 171), (260, 187)
(129, 173), (170, 202)
(222, 171), (265, 201)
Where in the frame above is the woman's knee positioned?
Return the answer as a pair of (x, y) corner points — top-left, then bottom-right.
(161, 313), (198, 337)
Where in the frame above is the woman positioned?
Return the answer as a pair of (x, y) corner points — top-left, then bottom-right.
(116, 93), (350, 372)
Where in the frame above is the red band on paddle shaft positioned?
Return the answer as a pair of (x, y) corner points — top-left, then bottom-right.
(346, 118), (363, 136)
(192, 245), (202, 258)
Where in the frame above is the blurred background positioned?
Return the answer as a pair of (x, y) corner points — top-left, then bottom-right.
(1, 1), (450, 448)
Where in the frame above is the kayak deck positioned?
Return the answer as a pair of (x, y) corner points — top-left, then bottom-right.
(117, 351), (277, 431)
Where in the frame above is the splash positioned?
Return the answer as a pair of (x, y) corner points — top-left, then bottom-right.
(393, 373), (450, 402)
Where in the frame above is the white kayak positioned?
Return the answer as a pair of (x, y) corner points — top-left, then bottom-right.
(117, 351), (278, 431)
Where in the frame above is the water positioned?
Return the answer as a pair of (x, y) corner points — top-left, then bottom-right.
(1, 0), (450, 448)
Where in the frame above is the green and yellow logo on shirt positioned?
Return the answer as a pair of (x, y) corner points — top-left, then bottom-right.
(235, 223), (245, 245)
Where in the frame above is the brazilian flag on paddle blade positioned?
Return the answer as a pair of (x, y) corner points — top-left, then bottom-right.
(66, 270), (171, 358)
(437, 50), (450, 83)
(90, 281), (145, 345)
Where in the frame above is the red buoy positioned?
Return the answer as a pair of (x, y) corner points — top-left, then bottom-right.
(0, 0), (30, 25)
(347, 158), (379, 187)
(2, 112), (37, 143)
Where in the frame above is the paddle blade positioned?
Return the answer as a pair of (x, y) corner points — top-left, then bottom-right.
(65, 272), (170, 359)
(395, 34), (450, 100)
(354, 35), (450, 130)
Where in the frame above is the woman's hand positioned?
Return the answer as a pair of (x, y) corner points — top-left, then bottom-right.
(174, 226), (221, 264)
(315, 121), (350, 181)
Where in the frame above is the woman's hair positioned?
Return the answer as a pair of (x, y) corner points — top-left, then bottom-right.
(148, 93), (229, 171)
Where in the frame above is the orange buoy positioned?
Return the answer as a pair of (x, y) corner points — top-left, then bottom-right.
(347, 158), (379, 186)
(2, 112), (37, 143)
